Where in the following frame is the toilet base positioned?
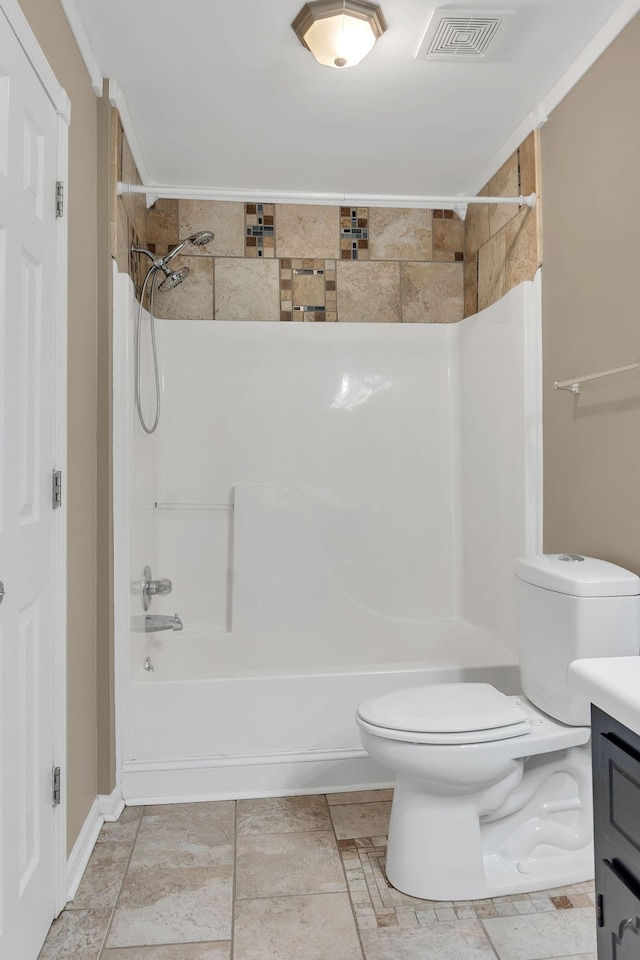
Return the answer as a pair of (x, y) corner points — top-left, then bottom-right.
(385, 744), (594, 901)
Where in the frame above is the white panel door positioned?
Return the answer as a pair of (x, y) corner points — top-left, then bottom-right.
(0, 9), (61, 960)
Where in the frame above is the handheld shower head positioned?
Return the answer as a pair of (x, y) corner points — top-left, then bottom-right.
(189, 230), (215, 246)
(163, 230), (215, 264)
(157, 264), (191, 292)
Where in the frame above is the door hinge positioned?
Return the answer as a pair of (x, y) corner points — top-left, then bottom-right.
(596, 892), (604, 927)
(52, 766), (61, 807)
(56, 181), (64, 218)
(52, 469), (62, 509)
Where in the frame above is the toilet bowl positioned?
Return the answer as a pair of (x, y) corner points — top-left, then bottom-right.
(356, 555), (640, 901)
(357, 684), (592, 900)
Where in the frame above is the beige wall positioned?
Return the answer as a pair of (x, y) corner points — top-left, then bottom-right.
(17, 0), (105, 850)
(541, 14), (640, 573)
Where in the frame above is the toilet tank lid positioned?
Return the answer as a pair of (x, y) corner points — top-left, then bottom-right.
(514, 554), (640, 597)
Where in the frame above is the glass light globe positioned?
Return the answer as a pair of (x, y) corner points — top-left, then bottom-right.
(304, 13), (377, 68)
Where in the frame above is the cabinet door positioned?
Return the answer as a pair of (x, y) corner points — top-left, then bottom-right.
(600, 860), (640, 959)
(593, 708), (640, 959)
(593, 710), (640, 879)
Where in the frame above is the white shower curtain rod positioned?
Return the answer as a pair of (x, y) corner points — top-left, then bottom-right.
(116, 181), (536, 217)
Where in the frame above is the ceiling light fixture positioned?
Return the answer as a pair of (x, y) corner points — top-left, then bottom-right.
(292, 0), (387, 69)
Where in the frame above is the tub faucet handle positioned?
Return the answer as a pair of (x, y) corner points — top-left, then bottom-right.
(148, 577), (172, 597)
(141, 565), (173, 610)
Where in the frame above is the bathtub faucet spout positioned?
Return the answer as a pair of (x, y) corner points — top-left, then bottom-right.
(132, 613), (184, 633)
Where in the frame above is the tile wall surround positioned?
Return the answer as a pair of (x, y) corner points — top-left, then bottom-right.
(464, 131), (543, 317)
(141, 199), (465, 324)
(112, 113), (541, 324)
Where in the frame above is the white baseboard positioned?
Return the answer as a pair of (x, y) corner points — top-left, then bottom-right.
(98, 784), (125, 822)
(65, 798), (103, 902)
(66, 786), (126, 901)
(122, 747), (393, 805)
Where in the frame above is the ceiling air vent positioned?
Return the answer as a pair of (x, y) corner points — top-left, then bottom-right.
(415, 9), (514, 61)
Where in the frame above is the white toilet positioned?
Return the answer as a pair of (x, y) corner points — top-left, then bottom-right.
(356, 554), (640, 901)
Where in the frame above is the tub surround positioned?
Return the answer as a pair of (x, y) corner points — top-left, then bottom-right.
(568, 657), (640, 737)
(117, 270), (541, 803)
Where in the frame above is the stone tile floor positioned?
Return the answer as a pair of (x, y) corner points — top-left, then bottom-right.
(39, 789), (597, 960)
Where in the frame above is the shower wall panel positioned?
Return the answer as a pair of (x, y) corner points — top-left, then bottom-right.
(148, 320), (460, 646)
(459, 274), (543, 650)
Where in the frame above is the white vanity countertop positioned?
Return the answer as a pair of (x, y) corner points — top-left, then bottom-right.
(568, 656), (640, 736)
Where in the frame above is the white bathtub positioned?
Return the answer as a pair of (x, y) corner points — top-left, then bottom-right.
(122, 620), (520, 804)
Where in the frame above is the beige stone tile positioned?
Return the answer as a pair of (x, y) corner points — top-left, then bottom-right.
(237, 795), (332, 835)
(179, 200), (244, 257)
(327, 789), (394, 805)
(233, 892), (362, 960)
(38, 909), (112, 960)
(142, 800), (233, 818)
(115, 199), (131, 276)
(478, 231), (506, 313)
(236, 830), (345, 898)
(215, 258), (280, 321)
(329, 800), (392, 839)
(97, 806), (142, 844)
(337, 261), (401, 323)
(293, 272), (325, 307)
(481, 908), (597, 960)
(519, 132), (538, 198)
(361, 920), (496, 959)
(401, 262), (464, 324)
(275, 204), (339, 259)
(487, 152), (520, 236)
(102, 945), (230, 960)
(369, 208), (432, 261)
(106, 864), (233, 947)
(146, 199), (179, 246)
(432, 217), (465, 261)
(119, 135), (146, 247)
(153, 255), (214, 320)
(465, 201), (490, 256)
(505, 207), (539, 292)
(70, 841), (130, 909)
(464, 255), (478, 318)
(130, 802), (235, 869)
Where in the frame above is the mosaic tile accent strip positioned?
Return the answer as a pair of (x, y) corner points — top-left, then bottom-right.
(280, 258), (292, 320)
(245, 203), (275, 258)
(337, 836), (596, 931)
(340, 206), (369, 261)
(325, 260), (337, 322)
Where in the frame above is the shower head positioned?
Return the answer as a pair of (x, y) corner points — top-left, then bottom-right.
(157, 264), (191, 292)
(189, 230), (215, 247)
(163, 230), (215, 264)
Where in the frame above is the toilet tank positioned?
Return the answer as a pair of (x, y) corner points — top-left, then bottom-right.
(515, 554), (640, 726)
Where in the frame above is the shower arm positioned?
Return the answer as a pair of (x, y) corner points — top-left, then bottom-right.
(130, 245), (179, 277)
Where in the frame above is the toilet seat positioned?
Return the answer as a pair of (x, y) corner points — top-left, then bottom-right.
(356, 683), (532, 745)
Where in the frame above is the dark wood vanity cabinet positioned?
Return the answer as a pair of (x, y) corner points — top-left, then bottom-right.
(592, 706), (640, 958)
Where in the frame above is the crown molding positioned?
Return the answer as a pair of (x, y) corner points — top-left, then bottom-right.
(108, 78), (151, 185)
(58, 0), (103, 96)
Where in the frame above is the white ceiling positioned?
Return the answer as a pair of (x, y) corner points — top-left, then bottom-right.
(69, 0), (635, 197)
